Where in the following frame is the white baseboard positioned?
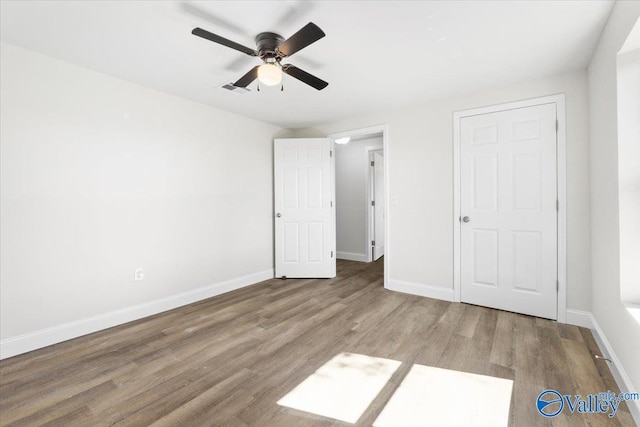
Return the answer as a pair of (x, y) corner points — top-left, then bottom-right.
(565, 309), (594, 329)
(336, 251), (368, 262)
(386, 279), (455, 302)
(566, 309), (640, 424)
(0, 269), (274, 360)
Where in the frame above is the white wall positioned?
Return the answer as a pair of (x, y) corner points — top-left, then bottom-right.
(335, 136), (383, 261)
(292, 70), (592, 311)
(0, 43), (281, 356)
(588, 0), (640, 397)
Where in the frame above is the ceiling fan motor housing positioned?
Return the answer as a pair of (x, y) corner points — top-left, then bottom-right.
(255, 32), (285, 59)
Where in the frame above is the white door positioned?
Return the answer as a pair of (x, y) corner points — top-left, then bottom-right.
(274, 138), (336, 278)
(372, 151), (385, 260)
(460, 103), (557, 319)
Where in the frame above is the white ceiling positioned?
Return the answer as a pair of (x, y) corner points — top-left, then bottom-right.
(0, 1), (614, 129)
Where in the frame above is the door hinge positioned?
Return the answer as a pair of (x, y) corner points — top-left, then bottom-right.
(556, 280), (559, 291)
(371, 240), (375, 246)
(371, 160), (375, 167)
(330, 201), (333, 207)
(555, 119), (559, 132)
(556, 199), (559, 211)
(371, 200), (375, 206)
(330, 150), (333, 158)
(331, 251), (334, 258)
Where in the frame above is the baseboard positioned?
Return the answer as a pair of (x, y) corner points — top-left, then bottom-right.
(336, 251), (368, 262)
(566, 309), (640, 423)
(386, 279), (455, 302)
(0, 269), (274, 360)
(565, 309), (594, 329)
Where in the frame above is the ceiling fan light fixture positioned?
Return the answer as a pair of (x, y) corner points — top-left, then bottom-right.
(192, 23), (328, 90)
(257, 63), (282, 86)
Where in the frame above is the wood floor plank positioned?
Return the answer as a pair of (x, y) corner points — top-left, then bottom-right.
(512, 314), (550, 426)
(455, 303), (483, 338)
(0, 259), (629, 427)
(490, 310), (517, 369)
(4, 381), (115, 426)
(148, 369), (254, 427)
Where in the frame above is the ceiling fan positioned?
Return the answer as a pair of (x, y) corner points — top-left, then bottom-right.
(192, 23), (329, 91)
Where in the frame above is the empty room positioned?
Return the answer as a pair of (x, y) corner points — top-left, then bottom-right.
(1, 1), (639, 426)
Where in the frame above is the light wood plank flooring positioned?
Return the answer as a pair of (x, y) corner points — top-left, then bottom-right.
(0, 259), (635, 426)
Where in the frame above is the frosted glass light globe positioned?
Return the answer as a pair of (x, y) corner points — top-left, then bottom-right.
(258, 63), (282, 86)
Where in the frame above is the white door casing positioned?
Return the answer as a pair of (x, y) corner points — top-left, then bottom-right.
(274, 138), (336, 278)
(373, 151), (385, 260)
(459, 103), (558, 319)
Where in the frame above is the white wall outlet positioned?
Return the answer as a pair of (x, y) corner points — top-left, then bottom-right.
(134, 268), (144, 281)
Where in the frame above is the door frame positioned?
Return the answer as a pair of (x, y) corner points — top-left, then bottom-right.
(452, 94), (567, 322)
(328, 124), (390, 286)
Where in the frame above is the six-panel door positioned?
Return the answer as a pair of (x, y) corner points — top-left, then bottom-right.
(460, 103), (558, 319)
(274, 138), (336, 278)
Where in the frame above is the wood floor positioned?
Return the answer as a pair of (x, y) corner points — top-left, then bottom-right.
(0, 259), (634, 426)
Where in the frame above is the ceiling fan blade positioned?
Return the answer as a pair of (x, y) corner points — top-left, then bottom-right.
(291, 54), (323, 70)
(181, 3), (250, 37)
(282, 65), (328, 90)
(273, 1), (314, 28)
(277, 22), (325, 57)
(234, 66), (260, 88)
(192, 27), (257, 56)
(225, 55), (256, 72)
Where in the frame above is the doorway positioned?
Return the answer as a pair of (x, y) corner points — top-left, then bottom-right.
(328, 125), (389, 285)
(453, 95), (567, 321)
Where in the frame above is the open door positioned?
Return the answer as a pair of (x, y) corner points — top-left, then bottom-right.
(459, 103), (557, 319)
(274, 138), (336, 278)
(372, 151), (385, 260)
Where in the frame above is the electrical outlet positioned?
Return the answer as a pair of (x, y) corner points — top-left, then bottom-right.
(134, 268), (144, 281)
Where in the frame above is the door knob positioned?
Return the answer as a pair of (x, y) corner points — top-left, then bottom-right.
(462, 216), (470, 223)
(276, 213), (282, 218)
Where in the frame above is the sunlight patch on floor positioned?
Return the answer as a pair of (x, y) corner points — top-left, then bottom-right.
(373, 364), (513, 427)
(277, 352), (401, 424)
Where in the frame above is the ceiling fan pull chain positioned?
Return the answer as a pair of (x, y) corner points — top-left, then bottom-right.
(257, 83), (260, 92)
(281, 82), (284, 92)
